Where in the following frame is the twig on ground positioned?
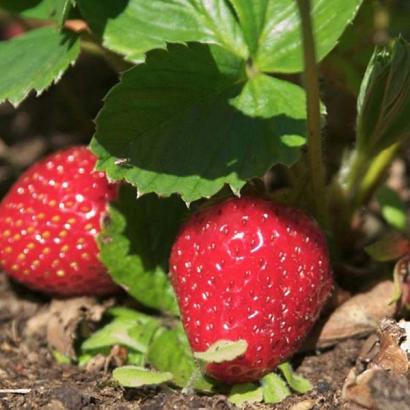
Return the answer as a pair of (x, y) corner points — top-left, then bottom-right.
(0, 388), (31, 394)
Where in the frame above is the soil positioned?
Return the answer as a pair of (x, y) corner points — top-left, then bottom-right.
(0, 274), (362, 410)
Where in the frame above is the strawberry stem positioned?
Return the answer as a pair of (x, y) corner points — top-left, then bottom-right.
(296, 0), (329, 229)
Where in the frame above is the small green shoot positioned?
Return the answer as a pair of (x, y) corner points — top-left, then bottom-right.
(228, 383), (263, 406)
(113, 366), (173, 388)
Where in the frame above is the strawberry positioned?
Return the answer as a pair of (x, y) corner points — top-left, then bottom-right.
(0, 22), (24, 40)
(170, 197), (333, 384)
(0, 146), (118, 296)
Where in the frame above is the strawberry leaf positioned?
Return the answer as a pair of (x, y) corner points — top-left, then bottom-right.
(235, 0), (363, 73)
(147, 326), (216, 392)
(78, 0), (248, 63)
(0, 0), (56, 19)
(0, 0), (76, 23)
(81, 316), (160, 354)
(0, 27), (80, 107)
(98, 185), (186, 315)
(194, 340), (248, 363)
(127, 352), (145, 367)
(357, 38), (410, 155)
(54, 0), (76, 28)
(230, 73), (307, 119)
(261, 372), (291, 404)
(92, 43), (304, 203)
(113, 366), (173, 388)
(376, 186), (408, 232)
(107, 307), (152, 321)
(278, 362), (312, 394)
(78, 0), (361, 73)
(365, 232), (410, 262)
(52, 350), (71, 365)
(228, 383), (263, 405)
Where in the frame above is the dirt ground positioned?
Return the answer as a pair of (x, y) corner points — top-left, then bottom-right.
(0, 273), (363, 410)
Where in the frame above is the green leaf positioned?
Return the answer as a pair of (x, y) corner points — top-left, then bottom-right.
(365, 232), (410, 262)
(127, 351), (146, 366)
(0, 27), (80, 107)
(261, 372), (291, 404)
(357, 38), (410, 155)
(78, 346), (146, 367)
(78, 352), (96, 367)
(232, 0), (363, 73)
(98, 185), (186, 315)
(54, 0), (76, 28)
(92, 43), (303, 203)
(78, 0), (360, 72)
(0, 0), (76, 23)
(52, 350), (71, 365)
(228, 383), (263, 405)
(0, 0), (55, 19)
(81, 316), (160, 353)
(78, 0), (248, 63)
(227, 1), (269, 57)
(230, 73), (306, 119)
(107, 307), (151, 320)
(278, 362), (312, 394)
(113, 366), (173, 388)
(147, 326), (215, 391)
(194, 340), (248, 363)
(377, 186), (408, 232)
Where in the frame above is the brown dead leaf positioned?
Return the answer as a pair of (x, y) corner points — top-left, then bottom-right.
(0, 276), (39, 322)
(84, 354), (107, 373)
(25, 310), (52, 336)
(289, 400), (316, 410)
(306, 281), (396, 349)
(342, 319), (410, 409)
(47, 297), (111, 358)
(342, 368), (410, 409)
(85, 345), (128, 373)
(27, 297), (112, 359)
(343, 368), (375, 409)
(386, 159), (409, 201)
(371, 319), (408, 374)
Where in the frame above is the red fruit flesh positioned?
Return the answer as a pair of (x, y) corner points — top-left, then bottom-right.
(0, 146), (118, 296)
(170, 197), (333, 384)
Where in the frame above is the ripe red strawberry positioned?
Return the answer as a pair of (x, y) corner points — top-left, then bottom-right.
(0, 22), (24, 40)
(0, 146), (118, 296)
(170, 197), (333, 384)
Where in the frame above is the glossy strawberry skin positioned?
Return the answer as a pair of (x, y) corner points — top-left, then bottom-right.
(0, 146), (118, 296)
(170, 197), (333, 384)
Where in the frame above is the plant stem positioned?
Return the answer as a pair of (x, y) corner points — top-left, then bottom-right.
(296, 0), (329, 228)
(355, 143), (400, 208)
(340, 149), (369, 196)
(339, 141), (400, 209)
(80, 33), (132, 73)
(331, 143), (400, 249)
